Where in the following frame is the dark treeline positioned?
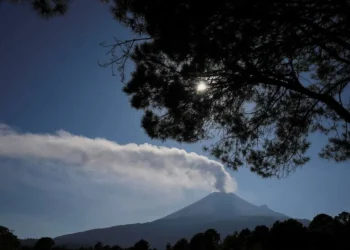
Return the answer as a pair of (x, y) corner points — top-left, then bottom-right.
(1, 211), (350, 250)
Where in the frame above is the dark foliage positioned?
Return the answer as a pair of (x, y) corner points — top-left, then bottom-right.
(2, 211), (350, 250)
(4, 0), (350, 177)
(34, 237), (55, 250)
(103, 0), (350, 177)
(1, 0), (109, 18)
(0, 226), (20, 250)
(2, 0), (70, 18)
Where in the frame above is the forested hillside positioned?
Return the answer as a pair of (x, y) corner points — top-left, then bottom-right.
(2, 211), (349, 250)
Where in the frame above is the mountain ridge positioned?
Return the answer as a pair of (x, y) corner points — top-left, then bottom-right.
(161, 192), (288, 221)
(51, 192), (309, 249)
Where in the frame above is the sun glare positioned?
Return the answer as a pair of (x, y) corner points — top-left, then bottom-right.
(197, 81), (208, 92)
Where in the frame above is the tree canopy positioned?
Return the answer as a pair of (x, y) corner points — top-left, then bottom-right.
(103, 0), (350, 177)
(0, 226), (20, 250)
(5, 0), (350, 177)
(34, 237), (55, 250)
(2, 0), (110, 18)
(2, 0), (70, 18)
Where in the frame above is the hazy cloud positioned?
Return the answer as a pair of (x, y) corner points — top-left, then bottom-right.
(0, 124), (237, 193)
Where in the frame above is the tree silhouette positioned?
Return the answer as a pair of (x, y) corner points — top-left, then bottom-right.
(34, 237), (55, 250)
(5, 0), (350, 177)
(308, 214), (338, 250)
(133, 240), (150, 250)
(172, 238), (189, 250)
(1, 0), (109, 18)
(102, 0), (350, 177)
(103, 245), (111, 250)
(269, 219), (307, 250)
(189, 233), (205, 250)
(2, 0), (69, 18)
(221, 231), (240, 250)
(203, 229), (220, 250)
(3, 212), (350, 250)
(111, 246), (123, 250)
(94, 242), (104, 250)
(0, 226), (20, 250)
(237, 229), (252, 250)
(251, 225), (269, 250)
(309, 213), (335, 234)
(335, 211), (350, 225)
(334, 212), (350, 250)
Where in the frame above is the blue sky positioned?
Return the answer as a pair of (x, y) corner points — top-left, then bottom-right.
(0, 0), (349, 239)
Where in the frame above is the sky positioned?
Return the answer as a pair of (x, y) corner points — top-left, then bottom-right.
(0, 0), (349, 239)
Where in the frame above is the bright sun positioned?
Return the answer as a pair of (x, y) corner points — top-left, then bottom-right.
(197, 81), (207, 92)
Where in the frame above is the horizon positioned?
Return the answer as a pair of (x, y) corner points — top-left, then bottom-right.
(1, 0), (349, 240)
(21, 191), (305, 240)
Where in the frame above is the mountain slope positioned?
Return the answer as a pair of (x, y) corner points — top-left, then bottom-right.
(54, 192), (307, 249)
(161, 192), (288, 221)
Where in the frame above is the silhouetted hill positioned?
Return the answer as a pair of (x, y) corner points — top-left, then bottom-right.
(53, 192), (309, 249)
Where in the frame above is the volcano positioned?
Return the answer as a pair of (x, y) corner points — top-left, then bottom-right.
(162, 192), (287, 220)
(53, 192), (308, 249)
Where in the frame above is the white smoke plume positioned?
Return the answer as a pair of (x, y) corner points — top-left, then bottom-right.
(0, 124), (237, 193)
